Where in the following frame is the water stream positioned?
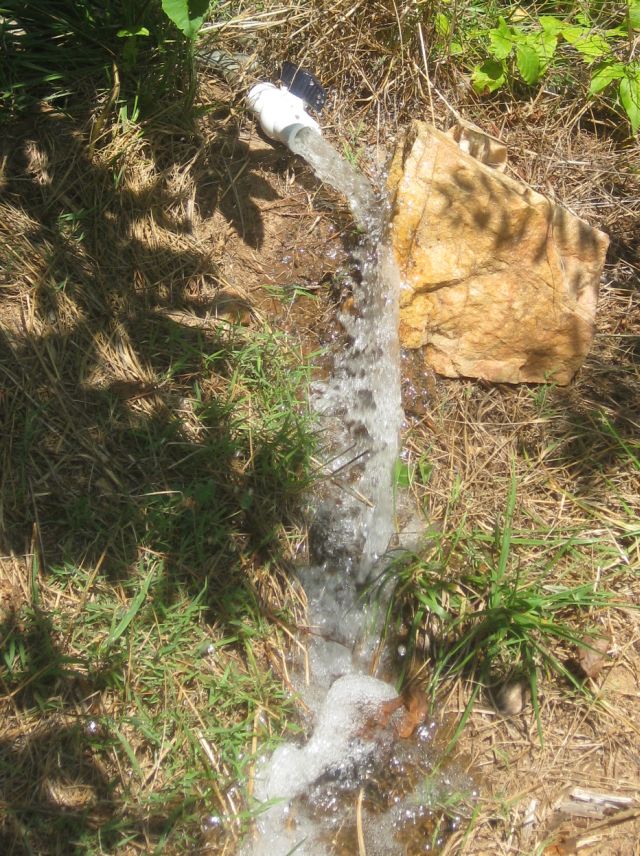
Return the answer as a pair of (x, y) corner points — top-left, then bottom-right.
(244, 129), (472, 855)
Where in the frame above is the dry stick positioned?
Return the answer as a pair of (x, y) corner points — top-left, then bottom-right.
(247, 706), (262, 799)
(61, 547), (108, 648)
(570, 806), (640, 849)
(197, 729), (231, 829)
(28, 491), (46, 583)
(356, 787), (367, 856)
(417, 23), (436, 128)
(89, 62), (120, 156)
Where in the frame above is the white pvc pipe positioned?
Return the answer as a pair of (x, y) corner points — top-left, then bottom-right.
(247, 82), (321, 148)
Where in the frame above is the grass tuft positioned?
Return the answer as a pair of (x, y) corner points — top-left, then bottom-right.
(379, 468), (632, 747)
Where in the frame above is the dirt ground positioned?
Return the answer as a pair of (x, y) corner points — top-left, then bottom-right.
(196, 75), (640, 854)
(1, 59), (638, 854)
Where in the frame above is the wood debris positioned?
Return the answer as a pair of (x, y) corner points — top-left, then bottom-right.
(555, 786), (635, 819)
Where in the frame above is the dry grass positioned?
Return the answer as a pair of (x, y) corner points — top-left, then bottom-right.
(1, 1), (639, 853)
(0, 82), (321, 853)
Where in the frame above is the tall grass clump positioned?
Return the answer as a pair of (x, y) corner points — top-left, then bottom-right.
(0, 0), (219, 120)
(377, 473), (628, 746)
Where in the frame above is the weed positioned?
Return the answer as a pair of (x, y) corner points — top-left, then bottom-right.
(378, 471), (627, 747)
(434, 2), (640, 134)
(0, 0), (214, 119)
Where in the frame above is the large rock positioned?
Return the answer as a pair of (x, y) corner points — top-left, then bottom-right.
(388, 121), (609, 385)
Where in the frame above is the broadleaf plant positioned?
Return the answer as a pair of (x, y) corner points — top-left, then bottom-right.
(620, 66), (640, 134)
(469, 6), (640, 135)
(161, 0), (210, 40)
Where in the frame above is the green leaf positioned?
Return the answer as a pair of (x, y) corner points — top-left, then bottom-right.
(161, 0), (209, 40)
(563, 28), (611, 64)
(620, 71), (640, 134)
(117, 26), (150, 38)
(539, 16), (564, 36)
(496, 469), (517, 587)
(101, 565), (157, 652)
(394, 459), (411, 489)
(417, 458), (433, 485)
(629, 0), (640, 31)
(589, 61), (625, 95)
(112, 726), (144, 779)
(472, 59), (507, 94)
(488, 17), (513, 60)
(517, 44), (541, 85)
(435, 12), (450, 38)
(536, 30), (558, 68)
(560, 24), (587, 43)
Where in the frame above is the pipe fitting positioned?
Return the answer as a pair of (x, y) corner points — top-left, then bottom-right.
(247, 82), (321, 148)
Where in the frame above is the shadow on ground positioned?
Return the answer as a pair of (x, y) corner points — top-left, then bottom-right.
(0, 96), (313, 852)
(0, 102), (312, 582)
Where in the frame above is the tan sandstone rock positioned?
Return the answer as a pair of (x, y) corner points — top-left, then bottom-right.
(388, 121), (609, 385)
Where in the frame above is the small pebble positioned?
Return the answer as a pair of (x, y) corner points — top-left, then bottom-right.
(494, 680), (530, 716)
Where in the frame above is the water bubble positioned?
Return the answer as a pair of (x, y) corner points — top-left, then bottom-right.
(198, 642), (216, 658)
(201, 814), (223, 833)
(416, 724), (434, 743)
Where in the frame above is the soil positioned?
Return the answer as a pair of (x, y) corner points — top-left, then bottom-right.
(0, 67), (638, 854)
(195, 78), (640, 854)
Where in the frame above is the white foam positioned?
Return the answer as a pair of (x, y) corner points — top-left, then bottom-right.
(248, 675), (399, 855)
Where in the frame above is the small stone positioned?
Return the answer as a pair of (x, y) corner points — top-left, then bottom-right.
(576, 635), (610, 679)
(494, 680), (531, 716)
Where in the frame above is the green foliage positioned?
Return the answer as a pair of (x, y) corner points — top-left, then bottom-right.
(0, 0), (214, 118)
(162, 0), (210, 39)
(435, 2), (640, 135)
(378, 473), (628, 746)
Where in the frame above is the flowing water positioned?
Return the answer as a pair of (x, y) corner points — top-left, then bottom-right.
(244, 128), (474, 855)
(291, 130), (403, 581)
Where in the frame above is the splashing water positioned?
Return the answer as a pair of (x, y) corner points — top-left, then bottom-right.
(243, 130), (471, 855)
(290, 127), (404, 585)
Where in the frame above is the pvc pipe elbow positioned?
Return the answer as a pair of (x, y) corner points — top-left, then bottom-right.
(247, 83), (321, 148)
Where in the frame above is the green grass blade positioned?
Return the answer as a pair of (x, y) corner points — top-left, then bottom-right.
(101, 563), (158, 652)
